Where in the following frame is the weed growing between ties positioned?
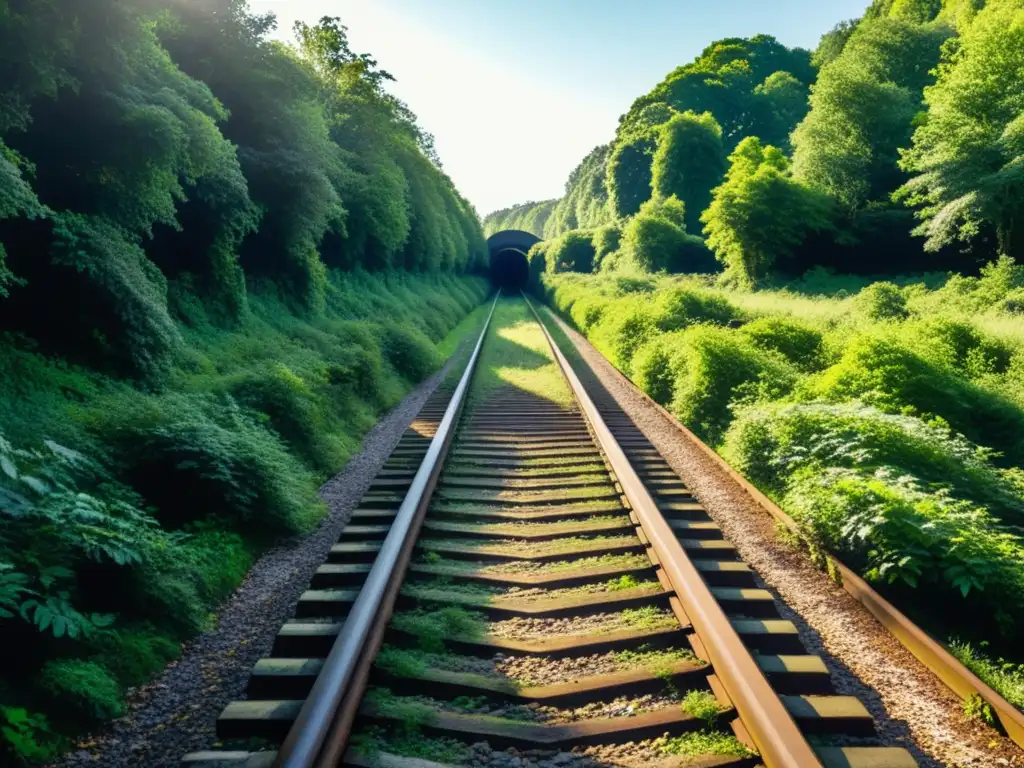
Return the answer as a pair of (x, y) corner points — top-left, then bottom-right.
(469, 298), (575, 408)
(540, 266), (1024, 707)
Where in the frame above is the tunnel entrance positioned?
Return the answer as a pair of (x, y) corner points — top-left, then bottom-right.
(487, 229), (541, 293)
(491, 248), (529, 291)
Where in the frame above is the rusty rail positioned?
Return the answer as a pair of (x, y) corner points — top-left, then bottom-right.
(273, 293), (500, 768)
(537, 299), (1024, 749)
(525, 295), (823, 768)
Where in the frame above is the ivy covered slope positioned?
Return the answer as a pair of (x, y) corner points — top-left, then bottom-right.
(0, 1), (488, 761)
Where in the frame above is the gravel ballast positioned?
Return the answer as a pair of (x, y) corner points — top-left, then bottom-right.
(51, 360), (461, 768)
(548, 309), (1024, 768)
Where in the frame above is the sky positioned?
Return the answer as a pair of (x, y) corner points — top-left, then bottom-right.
(250, 0), (871, 217)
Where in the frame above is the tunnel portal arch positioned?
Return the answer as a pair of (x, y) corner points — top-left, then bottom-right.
(487, 230), (540, 291)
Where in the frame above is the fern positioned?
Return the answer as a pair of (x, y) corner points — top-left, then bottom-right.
(0, 564), (35, 619)
(19, 593), (114, 639)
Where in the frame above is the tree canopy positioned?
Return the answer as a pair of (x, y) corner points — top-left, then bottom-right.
(0, 1), (485, 378)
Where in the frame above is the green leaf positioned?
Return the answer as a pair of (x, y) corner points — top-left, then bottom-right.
(0, 454), (18, 479)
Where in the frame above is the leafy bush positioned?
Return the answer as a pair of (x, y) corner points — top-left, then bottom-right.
(653, 285), (739, 331)
(722, 402), (1024, 524)
(739, 316), (825, 371)
(666, 325), (796, 444)
(999, 288), (1024, 314)
(620, 197), (714, 274)
(379, 322), (443, 383)
(783, 468), (1024, 639)
(545, 230), (597, 274)
(633, 334), (685, 405)
(568, 296), (608, 333)
(591, 300), (659, 375)
(39, 660), (123, 723)
(855, 281), (909, 320)
(94, 393), (322, 535)
(0, 708), (61, 764)
(905, 317), (1010, 378)
(591, 225), (622, 271)
(805, 334), (1024, 462)
(87, 625), (180, 688)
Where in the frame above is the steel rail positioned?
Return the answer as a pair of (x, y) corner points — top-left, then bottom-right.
(274, 292), (501, 768)
(525, 294), (824, 768)
(538, 300), (1024, 749)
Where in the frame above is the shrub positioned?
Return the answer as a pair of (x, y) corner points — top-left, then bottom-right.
(379, 322), (442, 383)
(40, 660), (123, 723)
(226, 363), (331, 469)
(805, 334), (1024, 462)
(621, 201), (694, 273)
(906, 317), (1010, 378)
(739, 316), (825, 371)
(591, 225), (622, 271)
(568, 296), (608, 333)
(94, 393), (323, 535)
(783, 468), (1024, 639)
(88, 625), (180, 688)
(666, 326), (796, 444)
(592, 301), (659, 375)
(545, 230), (597, 274)
(1000, 288), (1024, 314)
(132, 526), (254, 635)
(653, 286), (739, 331)
(632, 334), (685, 405)
(855, 281), (909, 320)
(526, 242), (548, 289)
(722, 402), (1024, 524)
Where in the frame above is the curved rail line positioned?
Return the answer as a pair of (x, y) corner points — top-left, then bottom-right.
(183, 296), (927, 768)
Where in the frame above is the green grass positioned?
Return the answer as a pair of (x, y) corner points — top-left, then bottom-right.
(469, 297), (574, 407)
(658, 730), (757, 758)
(680, 690), (726, 725)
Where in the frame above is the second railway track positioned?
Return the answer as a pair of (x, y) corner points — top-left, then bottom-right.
(183, 296), (917, 768)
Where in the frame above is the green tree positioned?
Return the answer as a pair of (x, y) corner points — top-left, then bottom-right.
(608, 130), (658, 219)
(621, 196), (712, 274)
(546, 230), (597, 274)
(702, 137), (834, 284)
(791, 18), (951, 213)
(626, 35), (814, 150)
(545, 145), (614, 238)
(813, 19), (860, 68)
(897, 3), (1024, 260)
(651, 112), (726, 233)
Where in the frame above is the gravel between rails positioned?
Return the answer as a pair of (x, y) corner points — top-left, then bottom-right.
(548, 309), (1024, 768)
(50, 359), (461, 768)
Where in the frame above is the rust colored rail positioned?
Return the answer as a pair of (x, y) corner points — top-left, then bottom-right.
(537, 299), (1024, 750)
(525, 295), (823, 768)
(273, 293), (500, 768)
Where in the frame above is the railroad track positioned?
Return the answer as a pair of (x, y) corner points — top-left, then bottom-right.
(182, 296), (916, 768)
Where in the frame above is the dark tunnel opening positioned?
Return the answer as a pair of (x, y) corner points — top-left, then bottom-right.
(490, 248), (530, 292)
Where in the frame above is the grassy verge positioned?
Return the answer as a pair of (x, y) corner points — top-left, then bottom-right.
(468, 298), (574, 408)
(0, 270), (489, 763)
(539, 264), (1024, 711)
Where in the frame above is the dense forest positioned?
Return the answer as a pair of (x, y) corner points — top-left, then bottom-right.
(499, 0), (1024, 718)
(0, 1), (488, 761)
(485, 0), (1023, 285)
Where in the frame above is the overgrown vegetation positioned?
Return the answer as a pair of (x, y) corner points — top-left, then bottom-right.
(0, 1), (489, 762)
(541, 260), (1024, 708)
